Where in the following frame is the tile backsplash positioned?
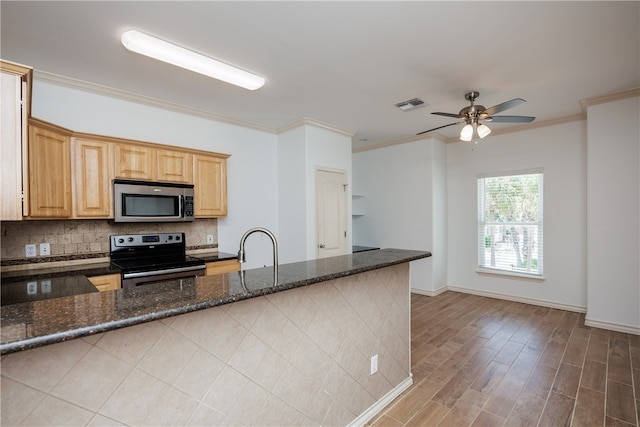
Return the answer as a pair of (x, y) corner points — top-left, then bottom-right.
(1, 219), (218, 262)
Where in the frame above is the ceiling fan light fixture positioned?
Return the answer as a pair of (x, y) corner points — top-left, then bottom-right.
(477, 123), (492, 139)
(121, 29), (265, 90)
(460, 123), (474, 141)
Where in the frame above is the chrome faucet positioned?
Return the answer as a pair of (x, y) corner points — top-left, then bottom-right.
(238, 227), (278, 284)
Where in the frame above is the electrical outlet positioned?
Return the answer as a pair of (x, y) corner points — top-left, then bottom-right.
(40, 243), (50, 256)
(25, 244), (37, 257)
(206, 235), (214, 244)
(27, 281), (37, 294)
(41, 279), (52, 293)
(370, 354), (378, 375)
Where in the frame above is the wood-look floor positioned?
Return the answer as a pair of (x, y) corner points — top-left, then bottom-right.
(369, 291), (640, 427)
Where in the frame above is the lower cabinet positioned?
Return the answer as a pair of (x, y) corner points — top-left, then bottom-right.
(206, 260), (240, 276)
(87, 274), (121, 292)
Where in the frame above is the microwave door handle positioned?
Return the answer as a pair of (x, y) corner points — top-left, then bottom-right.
(180, 195), (185, 218)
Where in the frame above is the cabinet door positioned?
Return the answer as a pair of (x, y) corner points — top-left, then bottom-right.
(28, 125), (72, 218)
(87, 274), (121, 292)
(72, 138), (113, 218)
(157, 149), (193, 183)
(0, 72), (25, 220)
(114, 144), (155, 180)
(194, 154), (228, 217)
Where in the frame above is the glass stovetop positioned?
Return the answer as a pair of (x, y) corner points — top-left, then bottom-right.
(110, 255), (205, 273)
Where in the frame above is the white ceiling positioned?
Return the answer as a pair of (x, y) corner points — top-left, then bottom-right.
(2, 1), (638, 150)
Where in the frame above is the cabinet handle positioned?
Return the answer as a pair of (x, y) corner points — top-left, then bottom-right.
(318, 244), (325, 248)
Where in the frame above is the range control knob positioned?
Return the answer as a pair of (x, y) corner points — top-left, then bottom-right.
(167, 235), (173, 240)
(175, 235), (181, 241)
(128, 237), (134, 242)
(118, 238), (124, 244)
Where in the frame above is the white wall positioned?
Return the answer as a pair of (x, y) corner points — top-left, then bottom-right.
(447, 120), (588, 311)
(352, 138), (440, 293)
(586, 96), (640, 332)
(276, 123), (352, 263)
(277, 126), (308, 264)
(31, 80), (279, 269)
(431, 138), (448, 293)
(305, 125), (353, 259)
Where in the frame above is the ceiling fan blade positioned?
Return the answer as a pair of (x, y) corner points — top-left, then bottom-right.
(431, 112), (462, 119)
(486, 115), (536, 123)
(416, 121), (463, 135)
(482, 98), (526, 116)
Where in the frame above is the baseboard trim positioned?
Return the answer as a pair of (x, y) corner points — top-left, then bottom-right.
(348, 375), (413, 427)
(445, 285), (587, 313)
(410, 286), (447, 297)
(585, 317), (640, 336)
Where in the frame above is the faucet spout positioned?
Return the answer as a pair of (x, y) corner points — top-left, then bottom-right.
(238, 227), (278, 284)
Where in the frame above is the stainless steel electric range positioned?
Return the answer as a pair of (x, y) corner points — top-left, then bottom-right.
(110, 232), (206, 289)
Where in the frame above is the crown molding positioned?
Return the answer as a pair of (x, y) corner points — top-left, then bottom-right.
(33, 70), (277, 134)
(580, 87), (640, 112)
(277, 117), (354, 137)
(353, 113), (587, 153)
(34, 70), (357, 139)
(34, 70), (635, 153)
(352, 132), (444, 153)
(354, 86), (640, 153)
(443, 113), (587, 143)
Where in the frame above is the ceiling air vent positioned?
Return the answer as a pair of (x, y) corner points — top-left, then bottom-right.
(395, 98), (427, 112)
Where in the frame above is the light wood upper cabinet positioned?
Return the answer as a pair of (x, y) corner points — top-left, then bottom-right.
(72, 137), (113, 218)
(157, 149), (193, 183)
(194, 154), (228, 217)
(114, 143), (156, 180)
(0, 61), (31, 220)
(27, 123), (72, 218)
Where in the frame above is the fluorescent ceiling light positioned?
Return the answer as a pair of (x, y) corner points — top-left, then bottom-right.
(121, 29), (265, 90)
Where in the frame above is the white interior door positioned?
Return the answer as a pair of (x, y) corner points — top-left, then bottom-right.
(316, 168), (348, 258)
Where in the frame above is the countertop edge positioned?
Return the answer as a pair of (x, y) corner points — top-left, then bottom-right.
(1, 249), (431, 355)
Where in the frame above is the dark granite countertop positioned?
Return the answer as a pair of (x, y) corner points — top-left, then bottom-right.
(0, 253), (237, 305)
(0, 249), (430, 354)
(1, 261), (118, 282)
(1, 275), (99, 306)
(190, 251), (238, 263)
(352, 245), (380, 253)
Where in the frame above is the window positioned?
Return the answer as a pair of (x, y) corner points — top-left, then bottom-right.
(477, 169), (543, 277)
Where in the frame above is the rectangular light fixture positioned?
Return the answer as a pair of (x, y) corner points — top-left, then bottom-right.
(121, 29), (265, 90)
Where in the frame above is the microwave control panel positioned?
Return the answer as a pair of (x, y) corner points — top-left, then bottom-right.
(184, 196), (194, 218)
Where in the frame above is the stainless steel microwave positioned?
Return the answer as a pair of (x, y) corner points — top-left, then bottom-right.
(113, 180), (195, 223)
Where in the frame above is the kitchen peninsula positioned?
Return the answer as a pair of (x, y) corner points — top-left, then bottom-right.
(1, 249), (430, 426)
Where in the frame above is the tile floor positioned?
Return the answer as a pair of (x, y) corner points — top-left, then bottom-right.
(369, 291), (640, 427)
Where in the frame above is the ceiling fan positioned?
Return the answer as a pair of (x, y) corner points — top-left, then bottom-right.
(417, 91), (535, 141)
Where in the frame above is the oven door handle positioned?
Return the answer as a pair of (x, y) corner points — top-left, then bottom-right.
(122, 264), (206, 279)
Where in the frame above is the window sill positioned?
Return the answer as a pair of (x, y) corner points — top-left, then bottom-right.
(476, 267), (546, 281)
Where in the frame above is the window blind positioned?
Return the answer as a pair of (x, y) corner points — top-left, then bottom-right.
(477, 170), (543, 277)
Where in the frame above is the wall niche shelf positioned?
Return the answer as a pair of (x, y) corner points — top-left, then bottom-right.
(352, 194), (365, 217)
